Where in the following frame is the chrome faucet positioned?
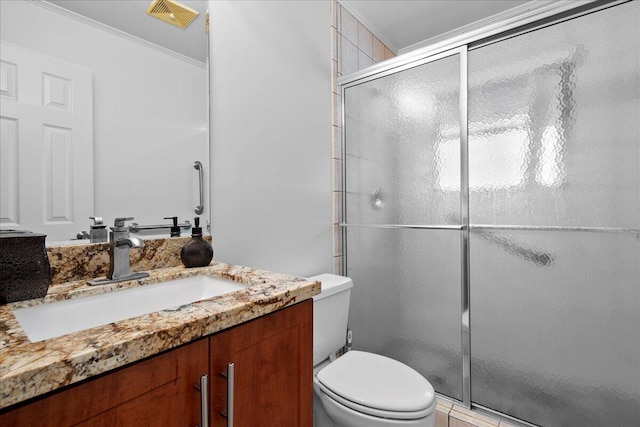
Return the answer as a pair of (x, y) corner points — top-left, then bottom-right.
(89, 216), (108, 243)
(88, 217), (150, 286)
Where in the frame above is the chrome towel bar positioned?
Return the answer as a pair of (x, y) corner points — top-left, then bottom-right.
(129, 221), (191, 233)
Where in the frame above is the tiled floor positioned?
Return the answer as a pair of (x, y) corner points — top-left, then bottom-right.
(435, 399), (519, 427)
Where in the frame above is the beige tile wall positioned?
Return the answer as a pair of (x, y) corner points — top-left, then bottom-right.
(331, 0), (395, 274)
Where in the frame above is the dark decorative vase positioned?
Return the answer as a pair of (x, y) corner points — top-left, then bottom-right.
(180, 217), (213, 268)
(0, 231), (51, 303)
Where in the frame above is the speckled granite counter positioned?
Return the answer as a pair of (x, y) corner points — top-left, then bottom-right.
(0, 262), (320, 409)
(46, 236), (206, 285)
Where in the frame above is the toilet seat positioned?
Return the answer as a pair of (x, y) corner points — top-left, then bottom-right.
(315, 351), (435, 420)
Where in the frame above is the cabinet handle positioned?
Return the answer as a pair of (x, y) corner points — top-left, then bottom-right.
(199, 374), (209, 427)
(219, 363), (235, 426)
(227, 363), (235, 427)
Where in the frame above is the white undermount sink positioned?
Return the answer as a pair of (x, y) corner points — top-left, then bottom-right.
(12, 275), (247, 342)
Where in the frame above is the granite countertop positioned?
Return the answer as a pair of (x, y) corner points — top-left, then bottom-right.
(0, 262), (320, 409)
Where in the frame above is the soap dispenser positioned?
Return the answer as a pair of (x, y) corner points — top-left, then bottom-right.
(180, 217), (213, 268)
(164, 216), (181, 237)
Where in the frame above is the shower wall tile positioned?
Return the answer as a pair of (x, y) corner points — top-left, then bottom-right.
(333, 190), (343, 270)
(333, 254), (343, 275)
(435, 399), (453, 427)
(384, 46), (395, 60)
(330, 0), (337, 29)
(340, 36), (359, 75)
(372, 36), (385, 62)
(340, 7), (358, 45)
(449, 405), (500, 427)
(332, 92), (341, 126)
(331, 27), (338, 61)
(433, 399), (512, 427)
(450, 418), (475, 427)
(358, 49), (373, 70)
(335, 1), (395, 78)
(333, 191), (343, 224)
(332, 125), (342, 159)
(333, 223), (342, 256)
(358, 22), (373, 57)
(333, 158), (342, 188)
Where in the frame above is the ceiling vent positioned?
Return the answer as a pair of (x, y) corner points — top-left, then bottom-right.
(146, 0), (199, 29)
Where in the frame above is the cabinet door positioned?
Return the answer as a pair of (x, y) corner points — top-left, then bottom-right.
(0, 338), (208, 426)
(210, 300), (313, 427)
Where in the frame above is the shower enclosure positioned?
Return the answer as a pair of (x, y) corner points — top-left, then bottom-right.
(339, 2), (639, 426)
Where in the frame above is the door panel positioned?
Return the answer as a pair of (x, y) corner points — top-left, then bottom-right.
(468, 2), (640, 425)
(346, 227), (463, 400)
(343, 50), (464, 400)
(0, 41), (93, 242)
(344, 53), (461, 226)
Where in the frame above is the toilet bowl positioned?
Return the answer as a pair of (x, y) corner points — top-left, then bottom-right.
(310, 274), (435, 427)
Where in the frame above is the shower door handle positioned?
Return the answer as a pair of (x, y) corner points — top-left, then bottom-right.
(194, 161), (204, 215)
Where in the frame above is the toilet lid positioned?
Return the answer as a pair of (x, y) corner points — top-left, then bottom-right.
(316, 351), (435, 413)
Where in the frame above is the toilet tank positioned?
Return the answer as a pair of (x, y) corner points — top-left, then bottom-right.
(308, 274), (353, 366)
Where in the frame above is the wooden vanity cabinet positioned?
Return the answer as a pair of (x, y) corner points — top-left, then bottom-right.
(0, 300), (313, 427)
(0, 337), (209, 426)
(209, 299), (313, 427)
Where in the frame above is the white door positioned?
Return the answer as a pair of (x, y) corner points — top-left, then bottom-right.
(0, 41), (93, 242)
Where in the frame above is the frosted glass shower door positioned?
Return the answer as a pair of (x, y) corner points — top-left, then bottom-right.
(468, 2), (640, 425)
(343, 50), (464, 400)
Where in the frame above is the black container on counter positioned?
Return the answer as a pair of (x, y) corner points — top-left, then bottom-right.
(0, 231), (51, 303)
(180, 218), (213, 268)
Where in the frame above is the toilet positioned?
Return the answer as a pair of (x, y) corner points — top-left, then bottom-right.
(310, 274), (435, 427)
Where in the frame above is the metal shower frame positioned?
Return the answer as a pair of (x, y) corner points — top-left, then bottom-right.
(337, 0), (632, 414)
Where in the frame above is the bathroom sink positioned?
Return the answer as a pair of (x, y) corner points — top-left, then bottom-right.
(12, 275), (247, 342)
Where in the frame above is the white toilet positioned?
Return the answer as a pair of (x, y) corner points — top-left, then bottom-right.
(310, 274), (436, 427)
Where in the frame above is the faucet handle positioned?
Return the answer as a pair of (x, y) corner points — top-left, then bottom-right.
(89, 216), (104, 225)
(113, 217), (134, 228)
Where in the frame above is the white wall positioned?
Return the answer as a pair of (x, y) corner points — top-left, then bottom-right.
(209, 1), (333, 277)
(0, 1), (208, 236)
